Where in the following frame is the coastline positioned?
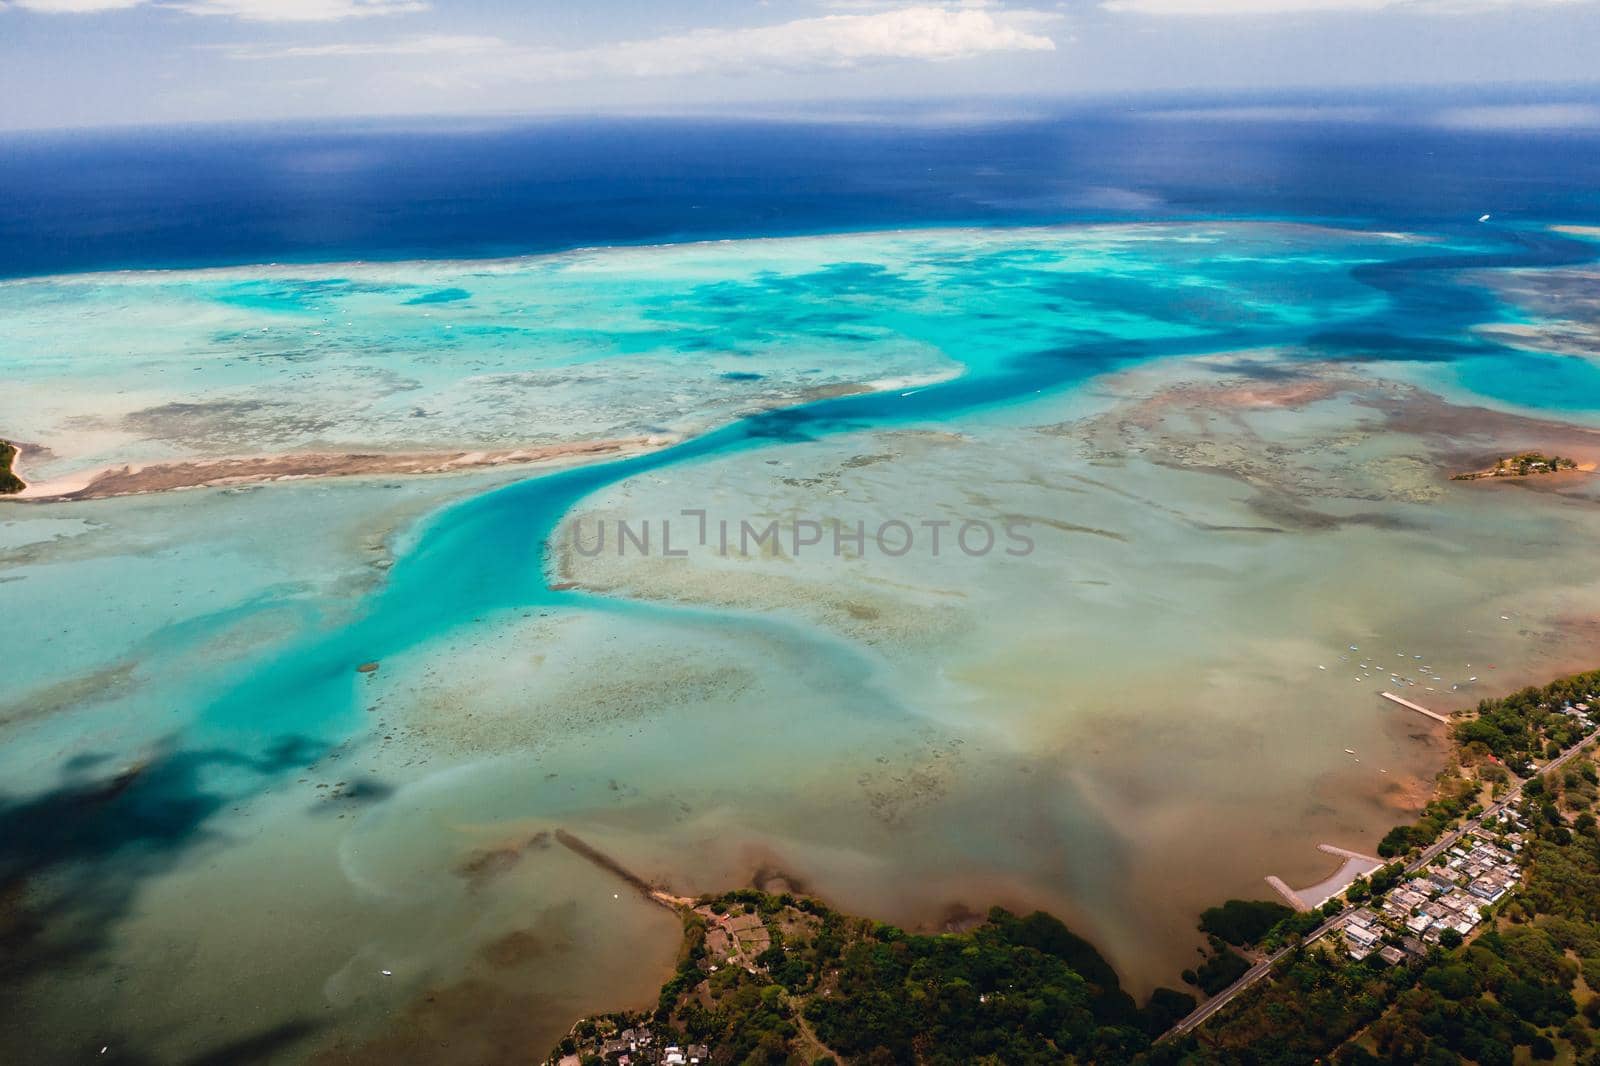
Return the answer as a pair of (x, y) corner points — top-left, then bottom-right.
(540, 349), (1600, 994)
(528, 663), (1600, 1065)
(0, 436), (675, 503)
(1159, 666), (1600, 1062)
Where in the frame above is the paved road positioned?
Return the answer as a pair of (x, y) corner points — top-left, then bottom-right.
(1164, 733), (1598, 1041)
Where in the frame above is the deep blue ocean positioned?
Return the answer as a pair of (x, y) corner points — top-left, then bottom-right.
(3, 101), (1599, 279)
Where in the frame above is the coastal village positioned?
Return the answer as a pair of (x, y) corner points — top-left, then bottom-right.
(1338, 812), (1524, 966)
(1163, 674), (1600, 1063)
(549, 898), (772, 1066)
(1333, 694), (1597, 967)
(554, 1029), (709, 1066)
(549, 894), (819, 1066)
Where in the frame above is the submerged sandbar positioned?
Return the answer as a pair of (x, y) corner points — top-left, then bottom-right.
(2, 436), (669, 503)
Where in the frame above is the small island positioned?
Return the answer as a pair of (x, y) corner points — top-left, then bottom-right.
(0, 440), (23, 495)
(1451, 451), (1579, 481)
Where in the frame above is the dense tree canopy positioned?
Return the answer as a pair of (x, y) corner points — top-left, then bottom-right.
(1198, 900), (1297, 948)
(0, 441), (22, 495)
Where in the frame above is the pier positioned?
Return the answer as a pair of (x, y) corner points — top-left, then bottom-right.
(555, 829), (692, 911)
(1381, 691), (1451, 723)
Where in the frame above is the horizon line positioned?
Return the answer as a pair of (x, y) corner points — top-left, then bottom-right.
(5, 79), (1600, 137)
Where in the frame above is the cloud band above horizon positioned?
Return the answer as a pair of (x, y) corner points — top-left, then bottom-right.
(214, 5), (1060, 78)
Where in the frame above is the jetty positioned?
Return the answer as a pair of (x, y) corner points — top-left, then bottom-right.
(1266, 844), (1384, 913)
(554, 829), (692, 911)
(1265, 875), (1308, 912)
(1381, 691), (1450, 723)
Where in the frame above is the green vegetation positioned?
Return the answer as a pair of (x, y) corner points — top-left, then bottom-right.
(1188, 944), (1252, 997)
(553, 891), (1193, 1065)
(1454, 670), (1600, 772)
(1147, 668), (1600, 1066)
(1371, 671), (1599, 859)
(1155, 946), (1412, 1065)
(808, 908), (1149, 1063)
(1451, 452), (1580, 481)
(1179, 896), (1354, 1003)
(1171, 772), (1600, 1066)
(1149, 796), (1598, 1065)
(1377, 773), (1478, 857)
(1198, 899), (1297, 948)
(0, 441), (22, 495)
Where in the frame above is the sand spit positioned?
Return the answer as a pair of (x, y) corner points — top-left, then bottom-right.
(2, 436), (672, 503)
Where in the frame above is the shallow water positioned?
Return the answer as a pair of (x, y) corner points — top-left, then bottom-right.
(0, 222), (1408, 481)
(5, 218), (1600, 1062)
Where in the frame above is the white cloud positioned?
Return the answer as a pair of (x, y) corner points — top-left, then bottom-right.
(219, 33), (503, 59)
(2, 0), (425, 17)
(223, 4), (1059, 77)
(559, 5), (1059, 77)
(1103, 0), (1586, 13)
(2, 0), (144, 11)
(168, 0), (427, 20)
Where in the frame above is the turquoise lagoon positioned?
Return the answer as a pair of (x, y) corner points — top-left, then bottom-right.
(4, 221), (1600, 1061)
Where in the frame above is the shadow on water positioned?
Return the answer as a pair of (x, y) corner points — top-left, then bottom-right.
(0, 736), (334, 1037)
(83, 1022), (323, 1066)
(0, 736), (324, 888)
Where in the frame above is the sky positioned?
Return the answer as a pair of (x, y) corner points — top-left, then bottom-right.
(1, 0), (1598, 130)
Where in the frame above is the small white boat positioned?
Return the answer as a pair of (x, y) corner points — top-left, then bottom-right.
(1345, 749), (1357, 755)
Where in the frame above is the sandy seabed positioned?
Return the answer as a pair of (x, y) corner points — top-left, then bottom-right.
(7, 222), (1600, 1063)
